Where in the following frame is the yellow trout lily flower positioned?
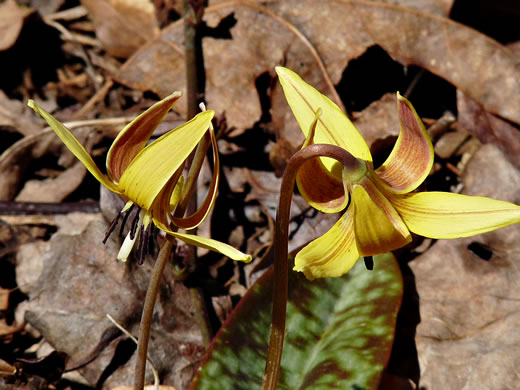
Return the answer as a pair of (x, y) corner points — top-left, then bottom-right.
(28, 93), (251, 263)
(276, 66), (520, 279)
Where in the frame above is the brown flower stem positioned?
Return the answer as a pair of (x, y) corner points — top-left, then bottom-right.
(134, 236), (175, 390)
(134, 3), (211, 387)
(262, 144), (358, 390)
(134, 134), (212, 389)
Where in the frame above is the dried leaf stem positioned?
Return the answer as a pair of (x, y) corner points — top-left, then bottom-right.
(262, 144), (358, 390)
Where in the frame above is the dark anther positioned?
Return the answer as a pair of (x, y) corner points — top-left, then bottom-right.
(137, 225), (147, 265)
(467, 242), (493, 261)
(129, 210), (140, 240)
(103, 212), (122, 244)
(119, 204), (135, 237)
(147, 224), (155, 255)
(364, 256), (374, 271)
(142, 225), (151, 259)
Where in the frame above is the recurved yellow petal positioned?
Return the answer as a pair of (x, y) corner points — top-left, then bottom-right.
(171, 127), (219, 230)
(294, 206), (360, 279)
(153, 218), (251, 262)
(275, 67), (372, 169)
(352, 182), (411, 256)
(375, 93), (434, 194)
(296, 158), (348, 213)
(391, 192), (520, 238)
(27, 100), (119, 193)
(119, 110), (214, 211)
(295, 107), (349, 213)
(107, 91), (182, 183)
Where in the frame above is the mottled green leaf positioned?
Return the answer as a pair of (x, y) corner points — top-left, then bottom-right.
(192, 253), (403, 389)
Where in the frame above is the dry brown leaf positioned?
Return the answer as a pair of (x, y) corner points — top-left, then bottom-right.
(0, 0), (33, 51)
(225, 167), (337, 253)
(0, 91), (41, 136)
(111, 386), (176, 390)
(81, 0), (159, 58)
(0, 287), (9, 311)
(411, 144), (520, 389)
(457, 90), (520, 169)
(15, 161), (87, 203)
(0, 125), (97, 201)
(352, 92), (400, 150)
(0, 319), (24, 337)
(20, 219), (205, 388)
(0, 359), (16, 376)
(117, 0), (520, 136)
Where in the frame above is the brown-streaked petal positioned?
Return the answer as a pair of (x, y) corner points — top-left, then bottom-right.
(171, 127), (219, 230)
(294, 205), (360, 279)
(352, 180), (411, 256)
(150, 165), (184, 227)
(296, 157), (348, 213)
(375, 93), (433, 194)
(119, 110), (213, 211)
(107, 91), (182, 183)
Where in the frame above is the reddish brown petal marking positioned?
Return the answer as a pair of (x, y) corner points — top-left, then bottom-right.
(296, 158), (347, 212)
(108, 93), (181, 183)
(376, 95), (433, 193)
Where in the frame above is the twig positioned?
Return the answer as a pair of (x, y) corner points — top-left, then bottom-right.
(71, 79), (114, 120)
(0, 201), (100, 215)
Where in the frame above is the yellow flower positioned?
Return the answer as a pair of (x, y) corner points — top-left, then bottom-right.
(276, 66), (520, 279)
(28, 93), (250, 263)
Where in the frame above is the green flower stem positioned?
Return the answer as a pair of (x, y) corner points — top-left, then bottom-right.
(262, 144), (358, 390)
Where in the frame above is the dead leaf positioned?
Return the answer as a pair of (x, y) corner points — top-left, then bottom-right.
(81, 0), (160, 58)
(0, 125), (97, 201)
(0, 91), (41, 136)
(0, 359), (16, 376)
(117, 0), (520, 134)
(0, 0), (33, 51)
(111, 386), (176, 390)
(0, 288), (9, 311)
(0, 319), (24, 337)
(20, 219), (205, 388)
(457, 90), (520, 169)
(15, 161), (87, 203)
(411, 143), (520, 389)
(228, 167), (337, 253)
(352, 92), (400, 153)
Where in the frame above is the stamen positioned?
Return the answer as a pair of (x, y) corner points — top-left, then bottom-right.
(137, 224), (146, 265)
(103, 212), (122, 244)
(117, 209), (145, 262)
(363, 256), (374, 271)
(147, 224), (155, 255)
(119, 204), (135, 237)
(130, 209), (141, 240)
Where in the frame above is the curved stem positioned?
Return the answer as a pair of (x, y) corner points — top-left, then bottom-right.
(134, 3), (208, 389)
(134, 237), (175, 390)
(262, 144), (358, 390)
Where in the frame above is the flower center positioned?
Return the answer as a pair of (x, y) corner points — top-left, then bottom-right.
(103, 201), (154, 264)
(342, 158), (368, 184)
